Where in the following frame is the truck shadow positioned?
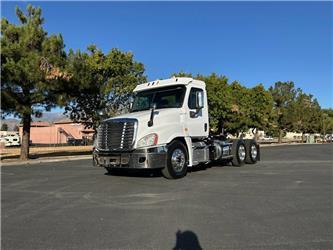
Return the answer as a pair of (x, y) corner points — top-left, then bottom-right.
(173, 230), (203, 250)
(187, 161), (230, 173)
(104, 162), (230, 178)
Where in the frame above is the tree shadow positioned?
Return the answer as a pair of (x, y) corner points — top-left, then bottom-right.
(173, 230), (203, 250)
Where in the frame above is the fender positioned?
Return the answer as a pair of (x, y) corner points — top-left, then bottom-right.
(166, 136), (194, 167)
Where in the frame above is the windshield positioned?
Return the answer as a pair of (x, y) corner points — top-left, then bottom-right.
(131, 85), (186, 112)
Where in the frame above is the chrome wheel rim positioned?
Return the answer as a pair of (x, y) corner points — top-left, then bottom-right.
(238, 145), (246, 161)
(251, 144), (257, 159)
(171, 149), (186, 172)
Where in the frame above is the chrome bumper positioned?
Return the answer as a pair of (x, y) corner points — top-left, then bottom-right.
(93, 146), (167, 169)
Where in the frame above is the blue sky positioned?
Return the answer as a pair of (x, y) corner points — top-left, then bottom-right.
(2, 1), (332, 108)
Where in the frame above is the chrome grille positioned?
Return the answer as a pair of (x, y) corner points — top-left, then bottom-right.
(97, 119), (137, 151)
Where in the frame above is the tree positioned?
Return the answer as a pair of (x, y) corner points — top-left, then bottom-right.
(204, 74), (231, 134)
(321, 109), (333, 135)
(269, 81), (297, 143)
(224, 81), (251, 135)
(64, 45), (146, 130)
(1, 123), (8, 131)
(247, 84), (275, 140)
(1, 5), (69, 159)
(173, 74), (323, 141)
(293, 89), (322, 139)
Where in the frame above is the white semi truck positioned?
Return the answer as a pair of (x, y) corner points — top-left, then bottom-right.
(93, 77), (260, 179)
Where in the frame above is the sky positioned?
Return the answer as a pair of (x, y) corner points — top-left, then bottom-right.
(2, 1), (332, 109)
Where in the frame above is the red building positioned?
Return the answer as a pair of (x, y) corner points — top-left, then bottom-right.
(19, 119), (94, 145)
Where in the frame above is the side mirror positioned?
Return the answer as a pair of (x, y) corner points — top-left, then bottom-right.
(196, 91), (204, 109)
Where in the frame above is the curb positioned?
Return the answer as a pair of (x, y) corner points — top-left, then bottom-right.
(1, 155), (91, 167)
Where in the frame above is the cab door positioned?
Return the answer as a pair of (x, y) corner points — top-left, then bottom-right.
(186, 87), (209, 137)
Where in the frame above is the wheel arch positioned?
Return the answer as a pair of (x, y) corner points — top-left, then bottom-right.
(167, 137), (189, 156)
(162, 137), (189, 179)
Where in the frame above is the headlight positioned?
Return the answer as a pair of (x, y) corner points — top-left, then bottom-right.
(137, 133), (158, 148)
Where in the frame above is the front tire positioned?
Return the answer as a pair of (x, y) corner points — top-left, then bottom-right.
(162, 140), (188, 179)
(231, 140), (246, 167)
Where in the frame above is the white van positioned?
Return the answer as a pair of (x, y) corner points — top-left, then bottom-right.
(0, 133), (21, 147)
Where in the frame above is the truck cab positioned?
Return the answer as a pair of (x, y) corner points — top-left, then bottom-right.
(93, 77), (260, 178)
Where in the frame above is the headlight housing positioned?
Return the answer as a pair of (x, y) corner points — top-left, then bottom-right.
(137, 133), (158, 148)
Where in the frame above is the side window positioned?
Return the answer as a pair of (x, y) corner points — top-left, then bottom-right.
(188, 88), (204, 109)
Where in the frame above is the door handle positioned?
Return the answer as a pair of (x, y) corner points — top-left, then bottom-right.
(204, 123), (207, 132)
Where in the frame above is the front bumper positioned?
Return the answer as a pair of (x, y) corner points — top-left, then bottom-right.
(93, 146), (167, 169)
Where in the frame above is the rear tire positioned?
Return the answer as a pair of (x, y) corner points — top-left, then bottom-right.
(231, 140), (246, 167)
(162, 140), (188, 179)
(244, 140), (259, 164)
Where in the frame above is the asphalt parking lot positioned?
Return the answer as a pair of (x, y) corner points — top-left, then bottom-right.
(2, 144), (333, 250)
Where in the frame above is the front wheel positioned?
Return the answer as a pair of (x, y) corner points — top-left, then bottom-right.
(162, 140), (188, 179)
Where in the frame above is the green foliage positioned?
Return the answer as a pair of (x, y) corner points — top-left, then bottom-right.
(1, 5), (67, 117)
(321, 109), (333, 134)
(65, 46), (146, 130)
(223, 81), (250, 134)
(269, 81), (297, 133)
(1, 5), (68, 159)
(293, 90), (322, 134)
(204, 74), (231, 133)
(173, 74), (327, 138)
(269, 82), (324, 139)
